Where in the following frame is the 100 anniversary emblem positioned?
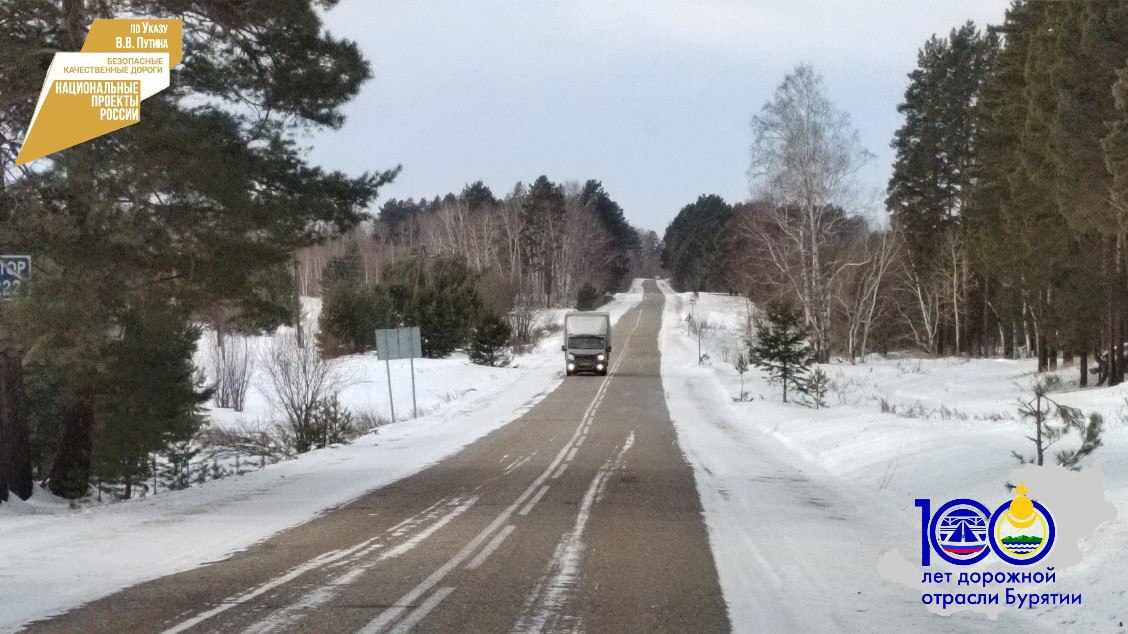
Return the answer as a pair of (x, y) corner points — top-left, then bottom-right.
(918, 482), (1054, 567)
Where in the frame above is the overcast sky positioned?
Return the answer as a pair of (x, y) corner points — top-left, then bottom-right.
(309, 0), (1010, 233)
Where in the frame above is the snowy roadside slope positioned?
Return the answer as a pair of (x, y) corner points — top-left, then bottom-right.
(662, 286), (1128, 630)
(0, 285), (646, 632)
(656, 281), (1051, 632)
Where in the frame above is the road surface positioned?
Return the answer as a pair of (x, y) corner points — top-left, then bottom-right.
(27, 281), (731, 634)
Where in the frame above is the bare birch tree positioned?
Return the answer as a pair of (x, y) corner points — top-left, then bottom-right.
(838, 229), (899, 362)
(260, 327), (350, 453)
(421, 199), (499, 270)
(497, 186), (526, 280)
(748, 64), (873, 361)
(209, 331), (255, 411)
(558, 185), (616, 300)
(898, 256), (944, 355)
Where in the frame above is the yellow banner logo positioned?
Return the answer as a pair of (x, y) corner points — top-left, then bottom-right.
(15, 19), (182, 166)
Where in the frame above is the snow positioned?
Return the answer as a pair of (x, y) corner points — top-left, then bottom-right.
(0, 287), (645, 632)
(657, 281), (1125, 631)
(199, 296), (571, 433)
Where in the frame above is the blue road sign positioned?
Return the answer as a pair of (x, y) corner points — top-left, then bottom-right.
(0, 255), (31, 299)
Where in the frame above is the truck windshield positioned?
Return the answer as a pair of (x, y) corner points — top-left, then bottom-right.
(568, 335), (605, 350)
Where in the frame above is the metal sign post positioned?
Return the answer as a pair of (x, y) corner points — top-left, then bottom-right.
(384, 344), (395, 424)
(409, 354), (417, 418)
(375, 326), (423, 423)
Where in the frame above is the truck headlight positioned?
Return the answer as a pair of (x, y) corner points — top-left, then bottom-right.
(567, 353), (575, 361)
(597, 353), (605, 362)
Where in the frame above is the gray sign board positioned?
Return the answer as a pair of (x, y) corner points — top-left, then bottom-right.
(376, 326), (422, 360)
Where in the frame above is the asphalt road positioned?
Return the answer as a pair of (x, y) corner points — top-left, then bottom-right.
(26, 281), (730, 634)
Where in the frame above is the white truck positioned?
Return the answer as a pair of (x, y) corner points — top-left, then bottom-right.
(561, 311), (612, 376)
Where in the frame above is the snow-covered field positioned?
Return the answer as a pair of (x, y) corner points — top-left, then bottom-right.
(658, 281), (1125, 631)
(0, 283), (646, 632)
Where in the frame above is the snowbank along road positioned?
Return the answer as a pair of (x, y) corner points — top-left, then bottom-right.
(25, 281), (730, 634)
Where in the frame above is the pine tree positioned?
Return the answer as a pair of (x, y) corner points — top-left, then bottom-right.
(160, 441), (200, 492)
(308, 396), (356, 448)
(661, 195), (734, 292)
(413, 257), (483, 358)
(460, 181), (498, 211)
(0, 351), (32, 501)
(317, 284), (396, 357)
(733, 353), (750, 402)
(93, 307), (209, 498)
(321, 243), (366, 291)
(378, 198), (429, 245)
(575, 283), (601, 310)
(0, 1), (395, 499)
(580, 180), (639, 290)
(469, 313), (513, 367)
(888, 22), (999, 355)
(959, 1), (1128, 385)
(1049, 0), (1128, 385)
(521, 176), (566, 306)
(750, 305), (813, 404)
(1007, 1), (1077, 372)
(1108, 64), (1128, 220)
(319, 254), (484, 359)
(1012, 379), (1103, 469)
(800, 368), (831, 410)
(888, 22), (998, 268)
(963, 1), (1042, 363)
(1049, 0), (1128, 236)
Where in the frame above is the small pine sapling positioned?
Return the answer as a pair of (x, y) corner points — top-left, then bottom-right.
(310, 396), (357, 447)
(734, 353), (750, 401)
(161, 441), (199, 491)
(1056, 413), (1104, 469)
(750, 304), (813, 403)
(469, 312), (513, 367)
(802, 367), (831, 409)
(1013, 379), (1103, 469)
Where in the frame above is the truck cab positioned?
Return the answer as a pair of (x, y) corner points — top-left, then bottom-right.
(561, 311), (612, 376)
